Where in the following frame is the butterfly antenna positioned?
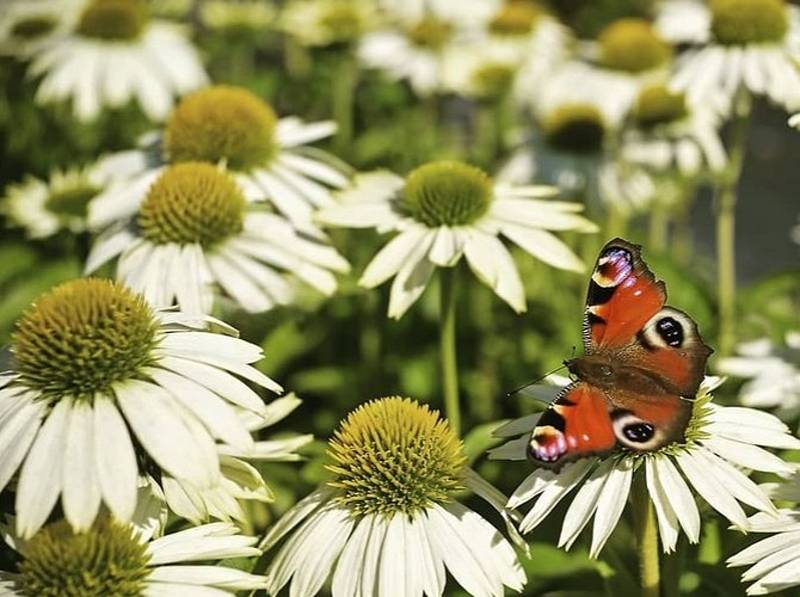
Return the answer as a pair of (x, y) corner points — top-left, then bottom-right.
(505, 363), (567, 399)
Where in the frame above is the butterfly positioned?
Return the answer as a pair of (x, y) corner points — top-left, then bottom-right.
(527, 237), (713, 469)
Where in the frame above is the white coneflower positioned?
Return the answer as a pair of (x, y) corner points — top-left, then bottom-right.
(491, 377), (800, 557)
(317, 160), (596, 318)
(0, 0), (72, 57)
(621, 82), (727, 176)
(28, 0), (208, 122)
(728, 508), (800, 594)
(0, 278), (283, 538)
(278, 0), (377, 48)
(526, 62), (636, 204)
(481, 0), (571, 97)
(358, 0), (489, 97)
(2, 165), (104, 238)
(661, 0), (800, 111)
(0, 516), (266, 596)
(91, 85), (352, 236)
(86, 161), (350, 314)
(443, 40), (523, 102)
(717, 332), (800, 422)
(262, 397), (526, 597)
(161, 394), (314, 525)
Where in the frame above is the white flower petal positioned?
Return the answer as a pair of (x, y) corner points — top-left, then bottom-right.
(519, 460), (594, 533)
(559, 459), (615, 550)
(15, 399), (70, 538)
(146, 367), (253, 451)
(62, 401), (101, 532)
(259, 487), (334, 550)
(463, 230), (525, 313)
(645, 458), (680, 553)
(676, 449), (748, 530)
(651, 456), (701, 543)
(425, 504), (500, 597)
(590, 459), (633, 558)
(359, 227), (429, 288)
(115, 379), (219, 488)
(331, 514), (374, 597)
(501, 225), (585, 272)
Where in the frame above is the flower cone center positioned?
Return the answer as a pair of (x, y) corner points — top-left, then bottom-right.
(634, 84), (687, 128)
(407, 17), (452, 49)
(489, 0), (543, 36)
(11, 16), (57, 39)
(45, 183), (99, 219)
(710, 0), (788, 44)
(542, 103), (606, 154)
(319, 2), (365, 43)
(12, 278), (158, 401)
(472, 64), (516, 99)
(403, 160), (493, 227)
(16, 517), (150, 597)
(164, 85), (278, 171)
(76, 0), (148, 41)
(326, 397), (466, 516)
(598, 18), (672, 73)
(138, 162), (245, 247)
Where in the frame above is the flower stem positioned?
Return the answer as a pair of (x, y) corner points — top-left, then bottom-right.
(439, 266), (460, 436)
(633, 475), (660, 597)
(715, 95), (751, 356)
(648, 200), (669, 253)
(332, 52), (357, 157)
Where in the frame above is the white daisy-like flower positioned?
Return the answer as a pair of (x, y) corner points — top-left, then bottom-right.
(2, 165), (105, 238)
(662, 0), (800, 111)
(0, 0), (74, 57)
(443, 39), (523, 102)
(278, 0), (378, 48)
(535, 61), (632, 148)
(0, 277), (285, 539)
(491, 376), (800, 557)
(0, 515), (266, 596)
(28, 0), (208, 122)
(316, 160), (597, 319)
(86, 161), (350, 314)
(621, 81), (727, 176)
(91, 85), (353, 236)
(262, 397), (526, 597)
(525, 62), (632, 198)
(478, 0), (571, 99)
(717, 332), (800, 422)
(161, 394), (314, 525)
(358, 0), (489, 97)
(728, 508), (800, 595)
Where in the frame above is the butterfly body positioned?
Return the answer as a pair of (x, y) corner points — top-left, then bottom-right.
(528, 238), (712, 470)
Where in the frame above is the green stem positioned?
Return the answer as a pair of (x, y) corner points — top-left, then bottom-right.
(605, 204), (630, 239)
(715, 97), (751, 356)
(648, 200), (669, 253)
(439, 267), (460, 436)
(332, 52), (357, 157)
(633, 476), (660, 597)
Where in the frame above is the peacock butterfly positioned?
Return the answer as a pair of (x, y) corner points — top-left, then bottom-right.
(527, 237), (713, 469)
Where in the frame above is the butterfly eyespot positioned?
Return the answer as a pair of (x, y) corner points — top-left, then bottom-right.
(622, 422), (655, 443)
(656, 316), (683, 347)
(612, 411), (661, 450)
